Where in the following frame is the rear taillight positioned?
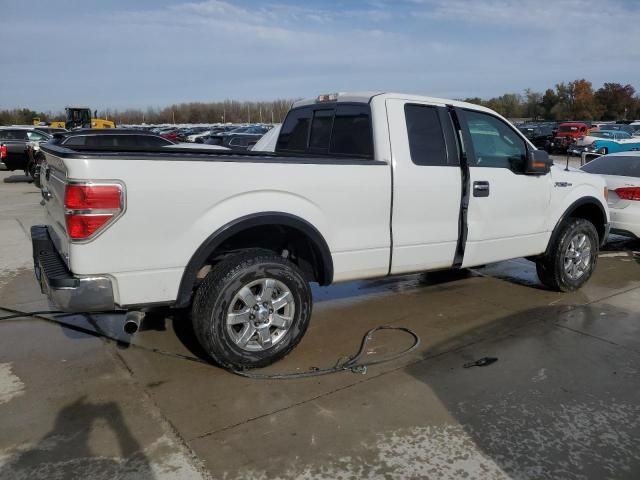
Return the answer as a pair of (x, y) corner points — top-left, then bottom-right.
(615, 187), (640, 201)
(64, 183), (124, 240)
(0, 144), (6, 159)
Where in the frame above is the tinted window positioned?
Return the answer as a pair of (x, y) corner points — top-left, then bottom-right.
(116, 135), (172, 147)
(277, 109), (312, 152)
(309, 109), (333, 151)
(582, 155), (640, 178)
(62, 136), (86, 146)
(85, 135), (117, 147)
(404, 104), (448, 166)
(0, 130), (28, 140)
(465, 110), (527, 171)
(329, 105), (373, 158)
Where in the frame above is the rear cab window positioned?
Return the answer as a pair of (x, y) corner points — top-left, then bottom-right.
(276, 103), (374, 159)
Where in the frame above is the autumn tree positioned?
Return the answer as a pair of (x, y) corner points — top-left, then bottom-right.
(595, 83), (636, 120)
(570, 79), (601, 120)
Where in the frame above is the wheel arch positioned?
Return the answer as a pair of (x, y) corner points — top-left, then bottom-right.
(175, 212), (334, 308)
(545, 196), (608, 255)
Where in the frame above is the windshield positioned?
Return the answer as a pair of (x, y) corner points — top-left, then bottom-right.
(592, 132), (614, 139)
(559, 125), (579, 132)
(65, 108), (91, 128)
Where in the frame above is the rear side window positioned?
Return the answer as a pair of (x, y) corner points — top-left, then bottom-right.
(582, 156), (640, 177)
(277, 108), (312, 152)
(277, 104), (374, 158)
(404, 104), (448, 166)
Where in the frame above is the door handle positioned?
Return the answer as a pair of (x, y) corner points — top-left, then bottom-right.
(473, 181), (490, 197)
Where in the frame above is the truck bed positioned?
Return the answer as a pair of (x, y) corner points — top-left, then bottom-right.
(38, 142), (392, 307)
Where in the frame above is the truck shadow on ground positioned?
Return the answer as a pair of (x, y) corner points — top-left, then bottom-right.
(0, 397), (155, 480)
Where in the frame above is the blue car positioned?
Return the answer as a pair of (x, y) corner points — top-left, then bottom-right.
(585, 130), (640, 155)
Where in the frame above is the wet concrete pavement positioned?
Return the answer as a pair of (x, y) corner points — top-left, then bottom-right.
(1, 169), (640, 479)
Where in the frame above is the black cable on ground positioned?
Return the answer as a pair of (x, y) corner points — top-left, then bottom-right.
(0, 306), (420, 380)
(230, 325), (420, 379)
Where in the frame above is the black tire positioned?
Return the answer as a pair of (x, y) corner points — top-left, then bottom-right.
(191, 249), (312, 369)
(30, 153), (45, 187)
(536, 218), (599, 292)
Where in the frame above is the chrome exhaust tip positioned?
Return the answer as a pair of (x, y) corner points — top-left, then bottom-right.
(123, 311), (145, 335)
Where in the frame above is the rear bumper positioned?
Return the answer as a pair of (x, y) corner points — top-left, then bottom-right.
(31, 225), (116, 312)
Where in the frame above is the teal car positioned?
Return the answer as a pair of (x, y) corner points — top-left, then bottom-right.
(585, 130), (640, 155)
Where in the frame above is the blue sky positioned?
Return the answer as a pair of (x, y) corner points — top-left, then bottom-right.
(1, 0), (639, 111)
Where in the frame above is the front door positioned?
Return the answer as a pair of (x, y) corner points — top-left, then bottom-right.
(457, 109), (552, 267)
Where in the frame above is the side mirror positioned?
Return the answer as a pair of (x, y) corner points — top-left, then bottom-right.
(525, 149), (553, 175)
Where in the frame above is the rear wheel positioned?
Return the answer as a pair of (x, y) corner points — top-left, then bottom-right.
(536, 218), (598, 291)
(191, 249), (312, 369)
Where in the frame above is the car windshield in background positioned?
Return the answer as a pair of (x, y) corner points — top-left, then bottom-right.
(582, 155), (640, 177)
(592, 132), (614, 138)
(559, 125), (578, 132)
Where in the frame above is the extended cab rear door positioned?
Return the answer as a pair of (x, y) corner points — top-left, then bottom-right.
(457, 108), (552, 266)
(387, 99), (462, 274)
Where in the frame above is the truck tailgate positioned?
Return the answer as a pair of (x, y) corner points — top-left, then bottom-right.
(39, 153), (71, 266)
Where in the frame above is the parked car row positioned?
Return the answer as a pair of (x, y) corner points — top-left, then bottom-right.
(1, 122), (279, 184)
(516, 120), (640, 155)
(132, 123), (277, 149)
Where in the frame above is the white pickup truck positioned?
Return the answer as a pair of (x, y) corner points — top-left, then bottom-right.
(32, 92), (610, 368)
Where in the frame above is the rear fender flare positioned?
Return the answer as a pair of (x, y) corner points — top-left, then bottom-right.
(175, 212), (333, 308)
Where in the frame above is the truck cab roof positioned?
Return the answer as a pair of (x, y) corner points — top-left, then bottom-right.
(292, 92), (497, 115)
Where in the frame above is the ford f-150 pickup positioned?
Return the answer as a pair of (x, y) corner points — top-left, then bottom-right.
(32, 92), (610, 368)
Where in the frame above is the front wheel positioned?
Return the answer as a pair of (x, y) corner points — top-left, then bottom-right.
(536, 218), (599, 292)
(191, 249), (312, 369)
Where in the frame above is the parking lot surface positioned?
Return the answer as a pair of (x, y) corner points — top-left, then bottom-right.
(1, 167), (639, 479)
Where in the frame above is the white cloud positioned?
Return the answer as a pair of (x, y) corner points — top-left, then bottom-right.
(0, 0), (638, 110)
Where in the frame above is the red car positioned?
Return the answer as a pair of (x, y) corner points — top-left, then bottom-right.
(551, 122), (589, 153)
(159, 129), (180, 141)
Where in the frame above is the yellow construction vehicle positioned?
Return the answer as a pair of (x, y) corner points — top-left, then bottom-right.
(32, 107), (115, 129)
(64, 107), (115, 129)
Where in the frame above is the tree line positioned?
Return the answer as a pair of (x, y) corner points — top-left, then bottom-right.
(0, 99), (296, 126)
(464, 80), (639, 121)
(1, 80), (638, 126)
